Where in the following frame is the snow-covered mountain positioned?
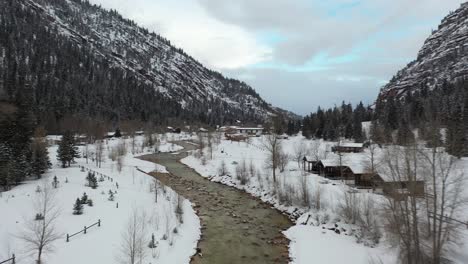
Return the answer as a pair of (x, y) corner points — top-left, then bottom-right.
(11, 0), (289, 124)
(379, 2), (468, 99)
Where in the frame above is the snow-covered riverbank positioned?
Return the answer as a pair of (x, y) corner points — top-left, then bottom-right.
(0, 135), (200, 264)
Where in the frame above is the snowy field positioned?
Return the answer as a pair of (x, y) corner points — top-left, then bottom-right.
(181, 134), (468, 264)
(0, 134), (200, 264)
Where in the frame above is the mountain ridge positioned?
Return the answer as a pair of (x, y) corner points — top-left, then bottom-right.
(0, 0), (291, 129)
(378, 2), (468, 100)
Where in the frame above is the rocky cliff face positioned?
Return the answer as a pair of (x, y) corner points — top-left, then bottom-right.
(379, 2), (468, 99)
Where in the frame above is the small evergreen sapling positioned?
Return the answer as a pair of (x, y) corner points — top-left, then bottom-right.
(108, 190), (115, 201)
(87, 199), (93, 207)
(52, 176), (59, 188)
(86, 172), (98, 189)
(80, 192), (88, 204)
(73, 198), (83, 215)
(148, 233), (157, 248)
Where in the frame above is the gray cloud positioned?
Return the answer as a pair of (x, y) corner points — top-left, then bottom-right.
(90, 0), (466, 115)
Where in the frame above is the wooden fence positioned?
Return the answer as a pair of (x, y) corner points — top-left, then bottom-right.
(0, 254), (15, 264)
(66, 219), (101, 242)
(80, 166), (115, 183)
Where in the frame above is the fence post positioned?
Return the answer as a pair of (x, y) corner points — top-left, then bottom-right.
(11, 254), (15, 264)
(66, 234), (69, 242)
(84, 226), (87, 234)
(116, 202), (119, 208)
(98, 219), (101, 227)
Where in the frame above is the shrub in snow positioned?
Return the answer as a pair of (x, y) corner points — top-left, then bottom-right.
(87, 199), (94, 207)
(217, 160), (228, 176)
(108, 190), (115, 201)
(235, 160), (249, 185)
(35, 213), (44, 221)
(73, 198), (84, 215)
(52, 176), (59, 188)
(148, 233), (157, 249)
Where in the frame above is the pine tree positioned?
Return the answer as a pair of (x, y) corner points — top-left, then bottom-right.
(73, 198), (83, 215)
(114, 128), (122, 138)
(31, 127), (51, 179)
(462, 89), (468, 156)
(352, 118), (364, 142)
(446, 103), (464, 157)
(80, 192), (88, 204)
(396, 118), (414, 146)
(86, 172), (98, 188)
(57, 131), (80, 167)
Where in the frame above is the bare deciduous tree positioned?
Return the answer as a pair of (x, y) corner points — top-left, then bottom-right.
(278, 151), (290, 173)
(339, 190), (361, 225)
(262, 134), (282, 183)
(236, 159), (249, 185)
(95, 140), (104, 168)
(218, 160), (228, 176)
(381, 142), (466, 264)
(83, 143), (90, 164)
(117, 156), (124, 174)
(18, 184), (61, 264)
(293, 142), (307, 169)
(207, 132), (213, 160)
(174, 193), (184, 224)
(248, 159), (256, 179)
(299, 175), (311, 208)
(419, 146), (465, 263)
(118, 208), (147, 264)
(365, 141), (379, 174)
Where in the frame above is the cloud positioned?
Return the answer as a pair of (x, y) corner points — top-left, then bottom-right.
(89, 0), (466, 115)
(88, 0), (271, 70)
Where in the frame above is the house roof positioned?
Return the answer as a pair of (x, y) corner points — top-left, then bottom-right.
(319, 153), (368, 174)
(337, 142), (364, 148)
(237, 127), (264, 130)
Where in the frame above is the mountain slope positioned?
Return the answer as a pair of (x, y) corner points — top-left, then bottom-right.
(379, 2), (468, 99)
(0, 0), (284, 129)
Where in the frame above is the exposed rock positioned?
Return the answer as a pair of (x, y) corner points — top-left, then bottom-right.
(379, 3), (468, 99)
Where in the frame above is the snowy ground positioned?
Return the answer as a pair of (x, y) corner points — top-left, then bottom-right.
(0, 134), (200, 264)
(181, 134), (468, 264)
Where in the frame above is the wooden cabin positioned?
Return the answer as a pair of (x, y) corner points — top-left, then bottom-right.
(236, 127), (264, 136)
(303, 156), (320, 173)
(354, 173), (382, 188)
(225, 133), (247, 141)
(332, 143), (364, 153)
(380, 181), (425, 197)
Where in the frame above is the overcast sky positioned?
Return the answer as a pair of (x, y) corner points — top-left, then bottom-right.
(89, 0), (465, 115)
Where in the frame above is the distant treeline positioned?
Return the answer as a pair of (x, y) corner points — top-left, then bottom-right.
(301, 101), (373, 142)
(300, 80), (468, 157)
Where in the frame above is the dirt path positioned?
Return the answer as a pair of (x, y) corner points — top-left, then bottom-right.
(140, 141), (292, 264)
